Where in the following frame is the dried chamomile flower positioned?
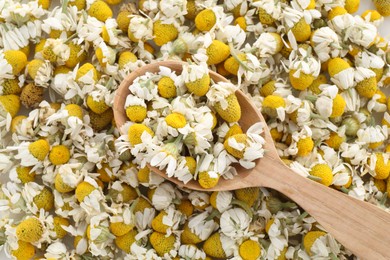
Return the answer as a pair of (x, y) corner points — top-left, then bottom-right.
(288, 49), (321, 91)
(127, 15), (154, 43)
(0, 78), (22, 96)
(76, 63), (99, 83)
(262, 95), (286, 120)
(195, 9), (217, 32)
(42, 38), (70, 64)
(12, 166), (36, 184)
(207, 81), (240, 122)
(28, 139), (50, 161)
(88, 1), (113, 22)
(252, 0), (282, 26)
(205, 40), (231, 65)
(368, 153), (390, 180)
(150, 231), (178, 257)
(0, 94), (20, 117)
(3, 50), (28, 75)
(328, 57), (355, 90)
(118, 51), (138, 70)
(16, 217), (44, 243)
(354, 67), (378, 98)
(86, 95), (110, 115)
(234, 187), (260, 207)
(284, 7), (312, 43)
(182, 62), (210, 96)
(152, 20), (179, 47)
(181, 211), (217, 244)
(65, 42), (87, 69)
(11, 240), (36, 260)
(253, 32), (283, 57)
(128, 123), (154, 146)
(20, 83), (45, 109)
(310, 27), (342, 62)
(303, 230), (327, 256)
(361, 9), (384, 26)
(355, 51), (385, 82)
(203, 232), (235, 258)
(309, 163), (334, 186)
(374, 0), (390, 16)
(75, 181), (97, 203)
(239, 239), (262, 260)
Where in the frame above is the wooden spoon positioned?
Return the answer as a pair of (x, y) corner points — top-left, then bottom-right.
(114, 61), (390, 259)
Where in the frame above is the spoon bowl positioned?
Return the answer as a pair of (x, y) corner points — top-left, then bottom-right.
(114, 61), (390, 259)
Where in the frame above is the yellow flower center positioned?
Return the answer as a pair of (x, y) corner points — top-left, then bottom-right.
(126, 105), (147, 123)
(289, 70), (315, 91)
(55, 174), (75, 193)
(185, 156), (197, 175)
(49, 145), (71, 165)
(206, 40), (230, 65)
(297, 137), (314, 157)
(28, 139), (50, 161)
(115, 229), (138, 253)
(185, 74), (210, 96)
(87, 0), (113, 22)
(224, 53), (247, 75)
(195, 9), (216, 31)
(118, 51), (137, 69)
(362, 10), (382, 21)
(158, 76), (177, 98)
(0, 94), (21, 117)
(308, 74), (327, 94)
(152, 211), (169, 233)
(303, 231), (327, 256)
(214, 93), (241, 123)
(53, 216), (70, 239)
(65, 104), (84, 119)
(309, 164), (333, 186)
(372, 153), (390, 180)
(128, 123), (155, 145)
(224, 133), (248, 159)
(325, 132), (345, 150)
(330, 94), (346, 118)
(291, 18), (311, 42)
(239, 240), (262, 260)
(234, 17), (247, 31)
(153, 21), (179, 46)
(374, 0), (390, 16)
(328, 58), (351, 77)
(16, 166), (35, 184)
(75, 181), (96, 202)
(11, 241), (35, 260)
(4, 50), (27, 75)
(355, 77), (377, 98)
(16, 218), (44, 243)
(165, 112), (187, 129)
(328, 6), (348, 20)
(150, 231), (176, 256)
(198, 171), (220, 189)
(110, 221), (134, 237)
(203, 232), (226, 258)
(33, 187), (54, 211)
(258, 7), (275, 25)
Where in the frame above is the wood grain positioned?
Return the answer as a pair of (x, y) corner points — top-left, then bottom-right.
(114, 61), (390, 259)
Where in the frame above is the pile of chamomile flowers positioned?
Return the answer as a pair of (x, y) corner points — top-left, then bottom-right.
(0, 0), (390, 259)
(120, 64), (265, 189)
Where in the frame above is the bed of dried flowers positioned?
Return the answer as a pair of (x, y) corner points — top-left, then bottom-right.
(0, 0), (389, 259)
(121, 65), (266, 189)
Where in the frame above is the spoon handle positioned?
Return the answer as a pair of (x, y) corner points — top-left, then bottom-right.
(255, 157), (390, 259)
